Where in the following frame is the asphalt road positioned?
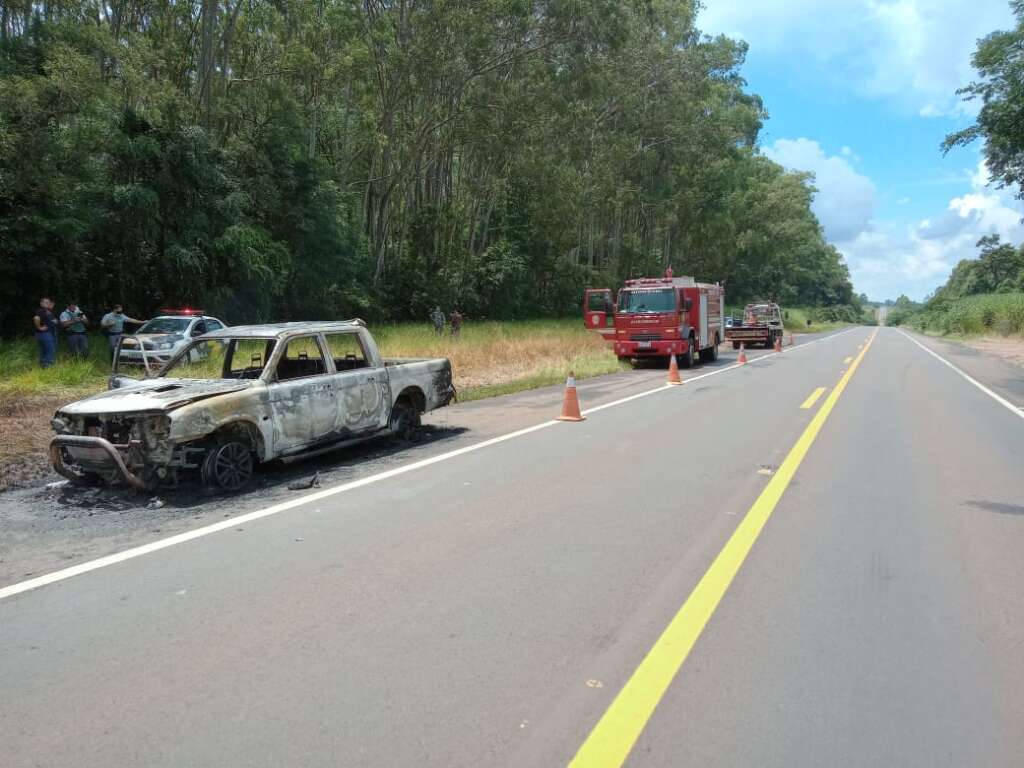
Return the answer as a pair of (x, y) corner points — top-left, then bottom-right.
(2, 327), (1022, 767)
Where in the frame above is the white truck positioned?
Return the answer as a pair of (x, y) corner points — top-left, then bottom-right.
(49, 320), (456, 491)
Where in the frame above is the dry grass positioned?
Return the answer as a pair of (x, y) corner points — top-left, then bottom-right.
(373, 320), (622, 396)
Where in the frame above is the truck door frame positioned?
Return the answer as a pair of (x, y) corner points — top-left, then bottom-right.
(583, 289), (614, 334)
(699, 293), (709, 348)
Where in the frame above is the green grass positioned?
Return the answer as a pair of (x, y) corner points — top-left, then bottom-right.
(0, 335), (113, 398)
(906, 293), (1024, 338)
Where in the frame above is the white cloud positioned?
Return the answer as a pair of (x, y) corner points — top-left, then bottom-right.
(761, 136), (1024, 298)
(763, 138), (876, 241)
(838, 160), (1024, 299)
(700, 0), (1014, 117)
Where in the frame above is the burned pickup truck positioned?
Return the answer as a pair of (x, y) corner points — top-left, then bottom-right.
(49, 321), (456, 491)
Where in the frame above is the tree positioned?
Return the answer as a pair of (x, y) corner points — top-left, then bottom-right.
(943, 1), (1024, 195)
(0, 0), (858, 335)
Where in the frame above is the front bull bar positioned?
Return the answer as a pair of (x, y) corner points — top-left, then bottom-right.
(48, 435), (147, 490)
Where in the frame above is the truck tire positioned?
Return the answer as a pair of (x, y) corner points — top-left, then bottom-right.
(389, 399), (421, 442)
(700, 340), (719, 363)
(732, 341), (740, 350)
(680, 339), (695, 368)
(201, 438), (255, 491)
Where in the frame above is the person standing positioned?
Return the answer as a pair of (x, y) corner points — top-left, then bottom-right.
(59, 300), (90, 358)
(449, 308), (463, 339)
(430, 305), (445, 336)
(32, 297), (58, 368)
(101, 303), (145, 358)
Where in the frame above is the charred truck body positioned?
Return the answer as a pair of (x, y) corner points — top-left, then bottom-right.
(584, 270), (725, 366)
(50, 321), (455, 491)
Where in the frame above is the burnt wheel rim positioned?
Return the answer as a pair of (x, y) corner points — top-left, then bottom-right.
(212, 443), (253, 490)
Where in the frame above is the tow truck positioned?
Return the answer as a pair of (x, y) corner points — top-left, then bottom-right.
(584, 268), (725, 367)
(724, 302), (785, 349)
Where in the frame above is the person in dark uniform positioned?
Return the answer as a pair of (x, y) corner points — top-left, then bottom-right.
(32, 297), (58, 368)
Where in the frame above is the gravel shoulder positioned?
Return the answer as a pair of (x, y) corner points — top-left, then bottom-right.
(904, 330), (1024, 409)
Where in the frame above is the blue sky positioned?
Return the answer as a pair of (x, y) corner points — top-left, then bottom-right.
(699, 0), (1023, 301)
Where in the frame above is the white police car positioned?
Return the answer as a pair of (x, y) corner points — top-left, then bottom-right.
(116, 310), (226, 368)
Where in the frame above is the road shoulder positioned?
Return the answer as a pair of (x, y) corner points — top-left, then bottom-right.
(898, 329), (1024, 410)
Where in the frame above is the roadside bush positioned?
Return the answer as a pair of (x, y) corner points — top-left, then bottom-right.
(908, 293), (1024, 336)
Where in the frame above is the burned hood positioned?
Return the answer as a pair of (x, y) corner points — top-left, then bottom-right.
(58, 379), (256, 416)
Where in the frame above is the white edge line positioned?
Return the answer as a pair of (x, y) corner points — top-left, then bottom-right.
(896, 329), (1024, 421)
(0, 326), (863, 602)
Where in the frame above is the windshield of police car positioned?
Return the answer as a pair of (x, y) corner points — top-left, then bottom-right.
(139, 317), (191, 335)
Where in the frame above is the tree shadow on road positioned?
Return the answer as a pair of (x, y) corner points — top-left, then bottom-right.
(965, 500), (1024, 516)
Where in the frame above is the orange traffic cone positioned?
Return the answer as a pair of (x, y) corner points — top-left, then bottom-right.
(774, 335), (782, 353)
(667, 354), (683, 385)
(557, 372), (585, 421)
(737, 343), (748, 364)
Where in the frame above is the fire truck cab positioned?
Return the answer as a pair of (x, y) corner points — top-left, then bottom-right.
(584, 270), (725, 367)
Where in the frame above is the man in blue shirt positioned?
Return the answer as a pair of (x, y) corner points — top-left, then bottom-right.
(59, 300), (90, 358)
(32, 297), (58, 368)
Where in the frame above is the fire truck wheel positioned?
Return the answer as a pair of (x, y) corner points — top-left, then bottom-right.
(732, 341), (740, 350)
(700, 342), (719, 363)
(680, 341), (694, 368)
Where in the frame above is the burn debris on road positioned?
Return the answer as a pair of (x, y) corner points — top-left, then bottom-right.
(287, 472), (321, 491)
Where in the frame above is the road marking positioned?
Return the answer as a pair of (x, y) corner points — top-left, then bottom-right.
(0, 327), (864, 602)
(843, 356), (853, 364)
(568, 328), (878, 768)
(896, 330), (1024, 421)
(583, 328), (859, 416)
(800, 387), (827, 409)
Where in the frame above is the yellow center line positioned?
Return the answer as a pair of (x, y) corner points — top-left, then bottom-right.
(800, 387), (827, 409)
(843, 356), (853, 364)
(568, 328), (879, 768)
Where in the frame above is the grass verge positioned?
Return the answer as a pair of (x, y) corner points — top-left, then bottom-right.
(904, 293), (1024, 337)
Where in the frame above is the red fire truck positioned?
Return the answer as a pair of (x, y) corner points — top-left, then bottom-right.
(584, 269), (725, 366)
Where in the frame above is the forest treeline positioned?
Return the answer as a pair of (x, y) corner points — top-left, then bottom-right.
(886, 235), (1024, 333)
(0, 1), (858, 334)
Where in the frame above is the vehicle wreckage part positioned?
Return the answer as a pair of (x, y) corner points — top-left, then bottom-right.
(389, 399), (421, 441)
(48, 435), (147, 490)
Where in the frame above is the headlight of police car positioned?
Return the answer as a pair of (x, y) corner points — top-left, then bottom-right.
(155, 335), (182, 350)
